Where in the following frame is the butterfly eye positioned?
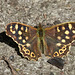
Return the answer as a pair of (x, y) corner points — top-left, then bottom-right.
(31, 52), (35, 58)
(53, 51), (59, 57)
(59, 49), (64, 54)
(26, 50), (29, 53)
(62, 45), (67, 51)
(60, 50), (63, 52)
(25, 49), (30, 55)
(22, 47), (26, 50)
(63, 48), (66, 50)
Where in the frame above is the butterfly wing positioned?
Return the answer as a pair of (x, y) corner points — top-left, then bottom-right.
(6, 22), (41, 60)
(44, 22), (75, 58)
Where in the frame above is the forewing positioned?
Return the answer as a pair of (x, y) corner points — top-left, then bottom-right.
(45, 22), (75, 58)
(6, 22), (41, 60)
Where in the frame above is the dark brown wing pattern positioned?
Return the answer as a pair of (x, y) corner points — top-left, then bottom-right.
(45, 22), (75, 58)
(6, 22), (41, 60)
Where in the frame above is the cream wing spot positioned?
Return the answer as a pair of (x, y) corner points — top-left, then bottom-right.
(72, 30), (75, 34)
(65, 36), (70, 39)
(61, 39), (66, 43)
(10, 26), (16, 34)
(57, 27), (60, 32)
(62, 26), (65, 30)
(22, 39), (26, 43)
(25, 36), (28, 40)
(18, 30), (22, 35)
(15, 24), (18, 30)
(26, 43), (30, 47)
(68, 23), (72, 30)
(10, 29), (13, 32)
(12, 31), (16, 34)
(10, 26), (13, 32)
(57, 36), (61, 40)
(56, 43), (61, 47)
(25, 27), (28, 32)
(18, 36), (22, 40)
(10, 26), (13, 29)
(65, 30), (69, 35)
(21, 26), (24, 30)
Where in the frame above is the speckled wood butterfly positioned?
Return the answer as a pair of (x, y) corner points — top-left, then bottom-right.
(6, 22), (75, 60)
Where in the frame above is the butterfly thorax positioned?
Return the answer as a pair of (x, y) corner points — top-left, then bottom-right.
(37, 24), (45, 53)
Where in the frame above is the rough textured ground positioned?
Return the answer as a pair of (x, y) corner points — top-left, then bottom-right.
(0, 0), (75, 75)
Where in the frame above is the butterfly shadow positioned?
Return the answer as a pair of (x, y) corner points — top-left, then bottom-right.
(0, 31), (23, 58)
(47, 57), (66, 70)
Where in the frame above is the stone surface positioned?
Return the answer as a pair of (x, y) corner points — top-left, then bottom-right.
(0, 0), (75, 75)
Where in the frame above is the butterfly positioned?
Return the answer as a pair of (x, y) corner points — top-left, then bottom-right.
(5, 22), (75, 60)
